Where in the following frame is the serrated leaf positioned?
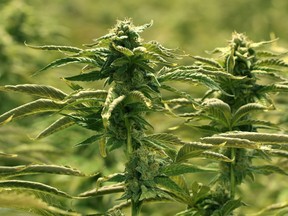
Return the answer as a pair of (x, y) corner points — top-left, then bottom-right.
(202, 98), (231, 127)
(251, 165), (288, 176)
(219, 132), (288, 144)
(154, 176), (190, 203)
(200, 151), (233, 162)
(200, 136), (259, 149)
(2, 84), (67, 100)
(25, 43), (82, 53)
(112, 43), (134, 56)
(176, 142), (215, 162)
(0, 190), (80, 216)
(220, 199), (242, 216)
(255, 58), (288, 67)
(145, 133), (184, 146)
(102, 94), (125, 128)
(0, 164), (85, 178)
(36, 116), (75, 139)
(65, 89), (107, 103)
(65, 71), (107, 82)
(76, 134), (103, 147)
(161, 163), (216, 176)
(254, 201), (288, 216)
(193, 56), (222, 68)
(34, 57), (99, 75)
(232, 103), (268, 126)
(125, 91), (152, 108)
(0, 99), (64, 124)
(78, 185), (125, 198)
(0, 180), (72, 198)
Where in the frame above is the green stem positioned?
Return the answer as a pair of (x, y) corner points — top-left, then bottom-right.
(132, 200), (142, 216)
(230, 148), (236, 199)
(124, 117), (132, 155)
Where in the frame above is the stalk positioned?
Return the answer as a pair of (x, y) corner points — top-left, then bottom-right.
(131, 200), (142, 216)
(125, 117), (133, 155)
(230, 148), (236, 199)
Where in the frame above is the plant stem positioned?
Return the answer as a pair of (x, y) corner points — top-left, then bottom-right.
(230, 148), (236, 199)
(131, 200), (142, 216)
(125, 117), (133, 155)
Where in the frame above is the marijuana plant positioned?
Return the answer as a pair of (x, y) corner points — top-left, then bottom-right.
(169, 32), (288, 215)
(0, 19), (220, 216)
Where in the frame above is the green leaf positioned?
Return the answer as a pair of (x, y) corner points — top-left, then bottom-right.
(200, 136), (259, 149)
(65, 89), (107, 103)
(0, 180), (72, 198)
(254, 201), (288, 216)
(158, 70), (221, 91)
(145, 133), (184, 146)
(76, 134), (103, 147)
(125, 91), (152, 108)
(220, 199), (242, 216)
(0, 190), (80, 216)
(78, 185), (125, 198)
(36, 116), (75, 139)
(0, 99), (64, 124)
(34, 57), (99, 75)
(200, 151), (233, 162)
(193, 56), (222, 68)
(102, 92), (125, 128)
(25, 43), (82, 53)
(219, 132), (288, 144)
(232, 103), (268, 127)
(176, 142), (215, 162)
(112, 43), (134, 56)
(255, 58), (288, 67)
(202, 98), (231, 127)
(251, 165), (288, 176)
(2, 84), (67, 100)
(161, 163), (216, 176)
(0, 164), (85, 178)
(65, 71), (107, 82)
(154, 176), (190, 203)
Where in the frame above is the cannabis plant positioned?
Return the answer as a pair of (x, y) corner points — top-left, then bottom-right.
(168, 32), (288, 215)
(0, 19), (220, 216)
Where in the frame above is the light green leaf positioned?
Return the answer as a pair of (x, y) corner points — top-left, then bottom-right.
(65, 89), (107, 103)
(255, 58), (288, 67)
(0, 190), (80, 216)
(161, 163), (216, 176)
(0, 99), (64, 124)
(2, 84), (67, 100)
(193, 56), (222, 68)
(154, 176), (190, 203)
(125, 91), (152, 108)
(145, 133), (184, 146)
(34, 57), (99, 75)
(76, 134), (103, 147)
(0, 180), (72, 198)
(36, 116), (75, 139)
(200, 151), (233, 162)
(112, 43), (134, 56)
(251, 165), (288, 176)
(219, 132), (288, 144)
(176, 142), (215, 162)
(78, 185), (125, 198)
(202, 98), (232, 127)
(102, 93), (125, 128)
(25, 43), (82, 53)
(200, 136), (259, 149)
(232, 103), (268, 127)
(0, 164), (85, 178)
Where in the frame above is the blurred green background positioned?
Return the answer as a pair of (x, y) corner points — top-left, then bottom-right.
(0, 0), (287, 215)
